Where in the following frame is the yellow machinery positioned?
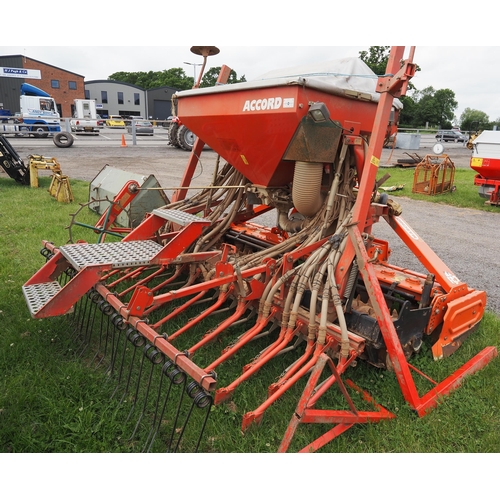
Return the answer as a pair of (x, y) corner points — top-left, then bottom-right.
(28, 154), (74, 203)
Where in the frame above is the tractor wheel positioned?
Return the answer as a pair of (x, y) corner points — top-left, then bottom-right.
(168, 122), (180, 148)
(176, 125), (197, 151)
(53, 131), (74, 148)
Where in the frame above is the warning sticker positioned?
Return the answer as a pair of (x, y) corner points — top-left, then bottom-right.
(371, 156), (380, 167)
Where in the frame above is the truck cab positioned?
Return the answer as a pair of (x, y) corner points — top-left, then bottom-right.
(19, 83), (61, 137)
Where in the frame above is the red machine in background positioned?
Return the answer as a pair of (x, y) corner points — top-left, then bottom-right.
(470, 130), (500, 205)
(22, 47), (496, 452)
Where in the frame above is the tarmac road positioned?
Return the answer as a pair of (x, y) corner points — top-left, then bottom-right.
(3, 132), (499, 314)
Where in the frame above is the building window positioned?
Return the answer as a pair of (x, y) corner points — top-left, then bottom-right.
(101, 90), (108, 104)
(51, 80), (60, 89)
(84, 89), (90, 99)
(134, 93), (140, 105)
(117, 92), (124, 105)
(68, 81), (77, 90)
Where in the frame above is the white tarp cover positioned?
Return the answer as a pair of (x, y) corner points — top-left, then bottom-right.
(472, 130), (500, 159)
(175, 57), (403, 109)
(473, 130), (500, 145)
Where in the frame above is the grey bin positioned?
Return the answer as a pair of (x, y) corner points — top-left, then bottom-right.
(395, 133), (421, 150)
(89, 165), (169, 228)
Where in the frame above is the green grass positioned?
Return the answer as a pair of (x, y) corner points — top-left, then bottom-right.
(0, 174), (499, 453)
(378, 166), (500, 211)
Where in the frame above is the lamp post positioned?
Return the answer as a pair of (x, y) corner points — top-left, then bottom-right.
(183, 62), (202, 86)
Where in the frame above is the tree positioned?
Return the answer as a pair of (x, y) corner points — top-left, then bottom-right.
(398, 95), (417, 126)
(359, 46), (391, 75)
(200, 67), (246, 88)
(459, 108), (490, 132)
(107, 68), (194, 90)
(403, 86), (457, 128)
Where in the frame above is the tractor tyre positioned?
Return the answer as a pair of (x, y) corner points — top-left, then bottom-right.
(176, 125), (197, 151)
(53, 131), (74, 148)
(168, 122), (180, 148)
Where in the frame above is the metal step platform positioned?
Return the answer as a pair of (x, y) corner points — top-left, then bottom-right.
(22, 281), (64, 317)
(152, 208), (210, 226)
(59, 240), (164, 270)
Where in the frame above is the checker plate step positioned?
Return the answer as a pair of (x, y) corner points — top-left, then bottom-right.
(23, 281), (63, 317)
(152, 208), (210, 226)
(59, 240), (163, 270)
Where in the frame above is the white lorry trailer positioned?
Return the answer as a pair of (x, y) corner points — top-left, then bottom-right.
(0, 83), (61, 138)
(70, 99), (102, 135)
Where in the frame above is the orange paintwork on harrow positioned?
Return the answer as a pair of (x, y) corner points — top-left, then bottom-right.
(22, 46), (496, 452)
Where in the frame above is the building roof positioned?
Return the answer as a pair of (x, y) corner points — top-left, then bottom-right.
(85, 79), (145, 90)
(0, 55), (85, 78)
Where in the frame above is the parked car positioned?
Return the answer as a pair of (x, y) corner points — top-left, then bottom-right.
(435, 130), (467, 143)
(124, 116), (144, 125)
(106, 115), (125, 128)
(126, 120), (154, 136)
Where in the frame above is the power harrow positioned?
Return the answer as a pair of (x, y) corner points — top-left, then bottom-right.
(22, 47), (497, 452)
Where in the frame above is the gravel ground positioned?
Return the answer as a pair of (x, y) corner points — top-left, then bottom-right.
(3, 140), (500, 314)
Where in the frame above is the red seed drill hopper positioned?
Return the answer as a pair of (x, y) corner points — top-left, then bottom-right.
(470, 130), (500, 205)
(22, 46), (497, 452)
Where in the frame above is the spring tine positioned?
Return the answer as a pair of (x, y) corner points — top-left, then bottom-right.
(72, 292), (90, 339)
(75, 297), (100, 357)
(129, 345), (164, 442)
(91, 301), (116, 368)
(68, 294), (83, 331)
(180, 381), (214, 453)
(166, 375), (188, 453)
(125, 343), (149, 423)
(109, 328), (136, 400)
(142, 362), (175, 453)
(142, 364), (169, 452)
(105, 314), (127, 379)
(129, 356), (155, 441)
(89, 308), (108, 366)
(117, 336), (141, 406)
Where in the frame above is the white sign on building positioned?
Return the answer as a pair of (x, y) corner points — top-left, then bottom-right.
(0, 67), (42, 79)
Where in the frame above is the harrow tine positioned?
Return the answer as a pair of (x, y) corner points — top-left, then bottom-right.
(74, 295), (101, 357)
(90, 303), (113, 368)
(104, 313), (128, 380)
(117, 331), (145, 406)
(109, 328), (140, 400)
(142, 360), (173, 452)
(125, 343), (149, 424)
(129, 345), (165, 442)
(170, 382), (213, 453)
(165, 366), (188, 453)
(67, 291), (83, 331)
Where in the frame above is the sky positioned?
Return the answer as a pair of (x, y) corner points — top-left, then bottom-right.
(2, 44), (499, 125)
